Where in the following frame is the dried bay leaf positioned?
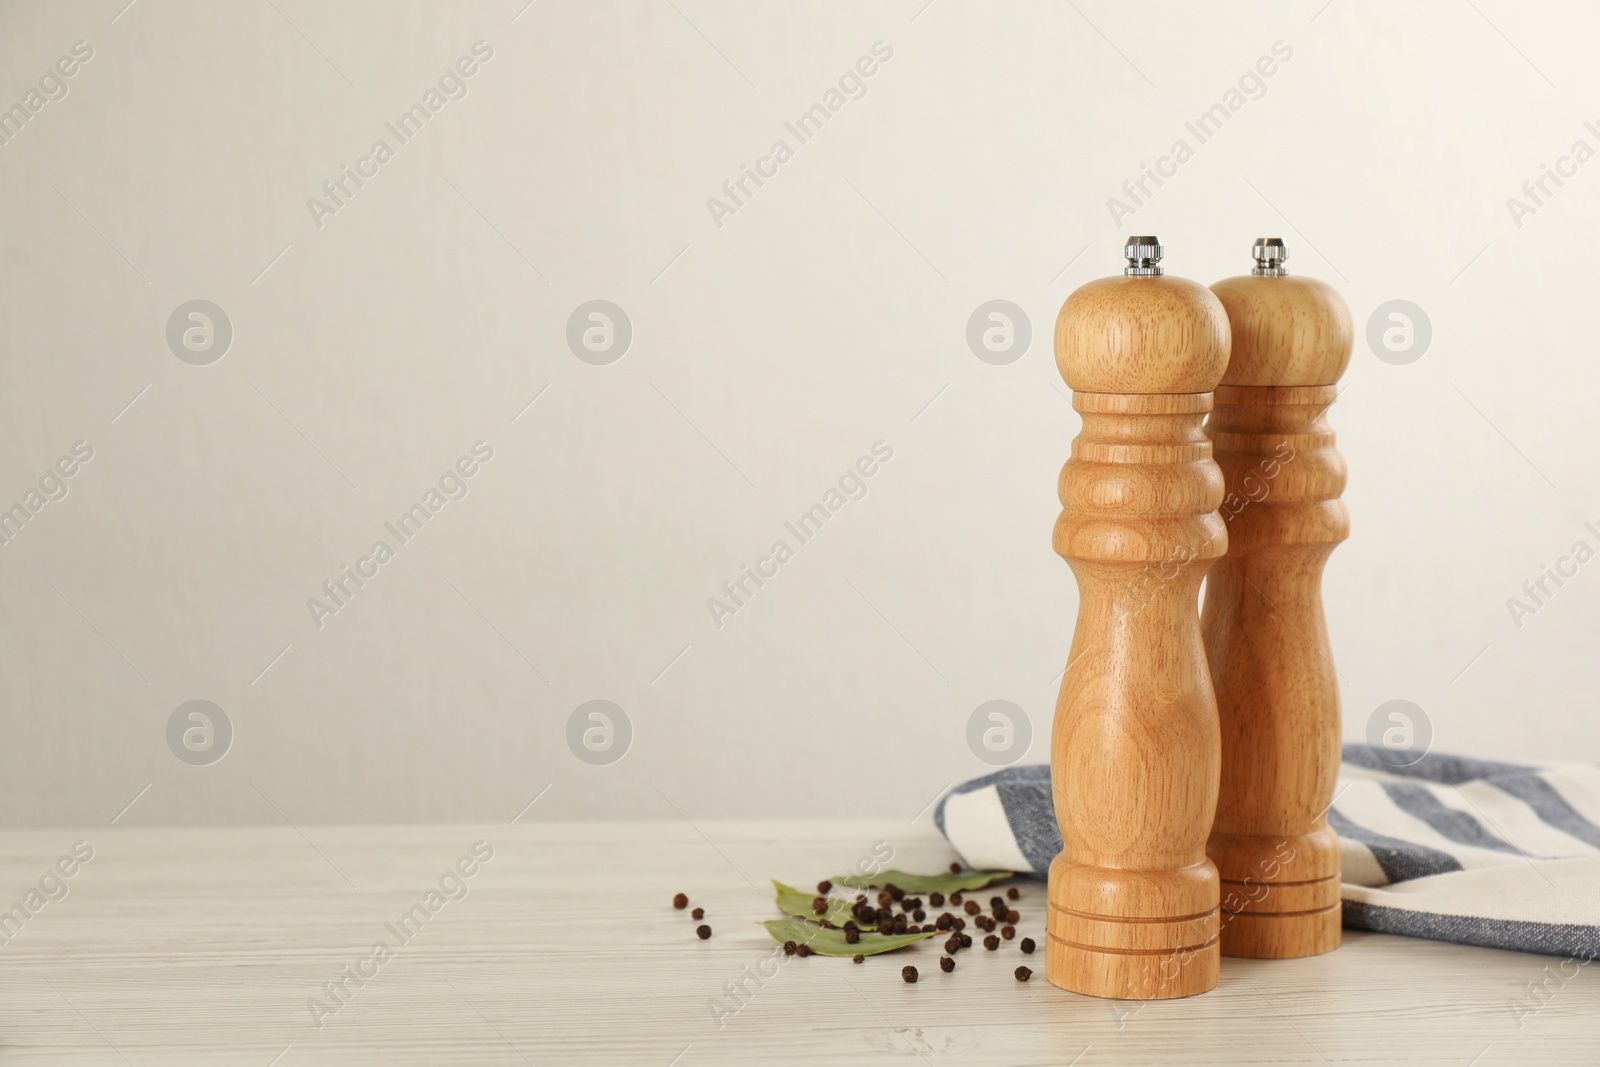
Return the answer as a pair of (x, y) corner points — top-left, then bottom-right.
(772, 880), (873, 929)
(760, 917), (936, 957)
(834, 868), (1013, 895)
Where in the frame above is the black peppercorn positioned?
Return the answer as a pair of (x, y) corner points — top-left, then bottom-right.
(1015, 966), (1032, 981)
(963, 900), (980, 915)
(1020, 937), (1036, 954)
(796, 944), (812, 957)
(888, 885), (905, 902)
(1002, 925), (1016, 940)
(949, 892), (963, 905)
(1006, 909), (1020, 925)
(1006, 887), (1020, 901)
(845, 928), (859, 944)
(691, 907), (704, 920)
(913, 909), (926, 922)
(673, 893), (688, 909)
(818, 879), (832, 894)
(944, 936), (961, 954)
(929, 892), (945, 908)
(852, 954), (864, 964)
(949, 862), (961, 874)
(984, 934), (1000, 951)
(940, 955), (955, 973)
(783, 940), (797, 955)
(812, 896), (827, 914)
(902, 965), (918, 983)
(960, 933), (973, 948)
(696, 925), (712, 940)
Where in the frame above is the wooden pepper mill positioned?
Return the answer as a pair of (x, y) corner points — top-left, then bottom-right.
(1047, 237), (1228, 1000)
(1203, 238), (1351, 959)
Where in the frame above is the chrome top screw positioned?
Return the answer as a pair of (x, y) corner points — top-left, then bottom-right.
(1123, 236), (1163, 277)
(1251, 237), (1289, 276)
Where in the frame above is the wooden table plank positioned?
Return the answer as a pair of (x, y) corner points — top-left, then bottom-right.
(0, 821), (1592, 1064)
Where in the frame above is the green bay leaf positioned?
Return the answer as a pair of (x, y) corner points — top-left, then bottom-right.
(834, 868), (1014, 895)
(772, 880), (874, 930)
(760, 917), (935, 957)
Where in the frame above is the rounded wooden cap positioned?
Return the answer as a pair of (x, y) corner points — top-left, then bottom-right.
(1055, 275), (1230, 394)
(1210, 274), (1352, 386)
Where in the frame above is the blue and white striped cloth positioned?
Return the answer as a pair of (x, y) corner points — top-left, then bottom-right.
(935, 745), (1600, 958)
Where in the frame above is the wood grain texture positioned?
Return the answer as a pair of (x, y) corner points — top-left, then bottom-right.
(1212, 274), (1353, 387)
(1048, 273), (1230, 1000)
(0, 821), (1594, 1064)
(1203, 272), (1352, 960)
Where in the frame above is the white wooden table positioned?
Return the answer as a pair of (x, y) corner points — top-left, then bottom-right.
(0, 820), (1593, 1064)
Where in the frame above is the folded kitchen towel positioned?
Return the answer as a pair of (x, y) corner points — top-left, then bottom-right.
(935, 744), (1600, 959)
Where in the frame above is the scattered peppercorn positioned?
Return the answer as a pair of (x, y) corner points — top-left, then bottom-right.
(853, 954), (864, 964)
(691, 907), (704, 920)
(963, 900), (980, 915)
(929, 892), (945, 907)
(888, 885), (905, 902)
(1020, 938), (1036, 954)
(796, 944), (813, 957)
(960, 933), (973, 948)
(940, 955), (955, 973)
(845, 928), (859, 944)
(783, 940), (797, 955)
(673, 893), (689, 909)
(949, 862), (961, 874)
(1006, 909), (1020, 924)
(1006, 887), (1020, 901)
(812, 896), (827, 914)
(1002, 925), (1016, 940)
(913, 909), (926, 922)
(1015, 966), (1033, 982)
(949, 892), (963, 905)
(944, 936), (962, 954)
(696, 925), (712, 940)
(902, 965), (918, 983)
(953, 917), (967, 931)
(984, 935), (1000, 951)
(843, 920), (859, 933)
(990, 896), (1005, 911)
(935, 914), (952, 931)
(818, 880), (832, 894)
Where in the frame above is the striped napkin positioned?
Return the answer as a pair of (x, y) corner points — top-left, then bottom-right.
(935, 744), (1600, 959)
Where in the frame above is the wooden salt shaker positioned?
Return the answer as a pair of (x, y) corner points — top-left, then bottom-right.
(1203, 238), (1351, 959)
(1047, 237), (1228, 1000)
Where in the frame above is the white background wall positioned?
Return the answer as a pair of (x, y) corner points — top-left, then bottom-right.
(2, 0), (1598, 827)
